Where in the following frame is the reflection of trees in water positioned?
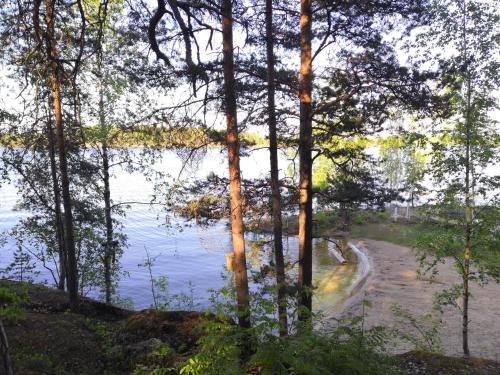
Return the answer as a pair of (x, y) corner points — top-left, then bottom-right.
(223, 235), (360, 313)
(312, 239), (359, 313)
(195, 226), (227, 254)
(313, 239), (333, 267)
(175, 147), (208, 178)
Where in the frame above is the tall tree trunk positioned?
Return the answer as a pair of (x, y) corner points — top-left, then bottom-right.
(461, 0), (471, 356)
(46, 113), (66, 291)
(462, 79), (471, 357)
(221, 0), (251, 328)
(99, 67), (114, 305)
(297, 0), (313, 320)
(96, 1), (114, 304)
(462, 68), (472, 359)
(265, 0), (288, 336)
(44, 0), (79, 309)
(102, 128), (114, 305)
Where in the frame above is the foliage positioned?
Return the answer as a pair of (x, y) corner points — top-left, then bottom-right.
(317, 160), (400, 230)
(3, 244), (39, 283)
(178, 283), (396, 375)
(379, 135), (428, 205)
(139, 249), (198, 311)
(130, 339), (177, 375)
(415, 202), (500, 284)
(15, 351), (70, 375)
(179, 314), (396, 375)
(410, 0), (500, 355)
(0, 285), (28, 323)
(391, 304), (443, 354)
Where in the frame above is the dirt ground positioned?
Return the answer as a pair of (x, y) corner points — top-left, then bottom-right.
(343, 239), (500, 361)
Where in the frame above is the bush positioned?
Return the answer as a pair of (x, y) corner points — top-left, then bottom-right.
(376, 211), (389, 222)
(178, 317), (397, 375)
(178, 293), (398, 375)
(132, 339), (177, 375)
(0, 285), (27, 323)
(391, 304), (443, 354)
(249, 325), (395, 375)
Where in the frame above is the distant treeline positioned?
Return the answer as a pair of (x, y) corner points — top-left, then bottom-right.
(3, 126), (497, 150)
(0, 125), (269, 149)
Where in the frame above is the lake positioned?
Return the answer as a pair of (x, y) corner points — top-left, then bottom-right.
(0, 148), (361, 315)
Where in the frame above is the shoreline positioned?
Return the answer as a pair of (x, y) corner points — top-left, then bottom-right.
(340, 239), (500, 360)
(337, 241), (373, 315)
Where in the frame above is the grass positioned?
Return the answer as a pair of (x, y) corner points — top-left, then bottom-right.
(309, 208), (428, 248)
(350, 222), (426, 248)
(268, 209), (431, 249)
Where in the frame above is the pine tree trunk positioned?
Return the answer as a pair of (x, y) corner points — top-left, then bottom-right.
(221, 0), (251, 329)
(44, 0), (79, 309)
(46, 115), (66, 291)
(265, 0), (288, 336)
(297, 0), (313, 320)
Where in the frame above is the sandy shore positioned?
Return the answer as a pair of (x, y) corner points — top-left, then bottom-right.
(341, 239), (500, 360)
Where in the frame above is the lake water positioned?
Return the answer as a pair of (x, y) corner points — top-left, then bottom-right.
(0, 148), (360, 314)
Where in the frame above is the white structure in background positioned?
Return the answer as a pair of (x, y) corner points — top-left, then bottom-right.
(388, 203), (415, 221)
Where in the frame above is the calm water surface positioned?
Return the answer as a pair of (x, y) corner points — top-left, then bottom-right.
(0, 148), (359, 313)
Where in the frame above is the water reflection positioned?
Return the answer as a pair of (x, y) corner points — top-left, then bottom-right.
(0, 148), (361, 314)
(246, 234), (360, 315)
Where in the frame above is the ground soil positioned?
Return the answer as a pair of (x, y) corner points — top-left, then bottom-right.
(343, 239), (500, 361)
(1, 280), (204, 374)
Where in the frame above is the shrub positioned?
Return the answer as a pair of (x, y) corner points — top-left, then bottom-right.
(0, 285), (27, 323)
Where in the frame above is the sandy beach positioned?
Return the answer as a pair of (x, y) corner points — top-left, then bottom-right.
(341, 239), (500, 360)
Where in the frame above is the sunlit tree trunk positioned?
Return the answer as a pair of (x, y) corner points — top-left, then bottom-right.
(221, 0), (251, 328)
(297, 0), (313, 320)
(265, 0), (288, 336)
(44, 0), (79, 309)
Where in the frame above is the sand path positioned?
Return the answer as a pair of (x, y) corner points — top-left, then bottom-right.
(342, 239), (500, 360)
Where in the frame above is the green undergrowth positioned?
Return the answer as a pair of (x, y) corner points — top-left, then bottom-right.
(350, 222), (427, 248)
(0, 283), (29, 323)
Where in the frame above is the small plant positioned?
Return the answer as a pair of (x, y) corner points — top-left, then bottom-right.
(376, 211), (389, 222)
(139, 247), (198, 311)
(112, 295), (135, 310)
(0, 285), (28, 323)
(132, 339), (177, 375)
(391, 303), (443, 354)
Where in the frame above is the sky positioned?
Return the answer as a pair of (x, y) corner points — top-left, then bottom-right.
(0, 0), (498, 135)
